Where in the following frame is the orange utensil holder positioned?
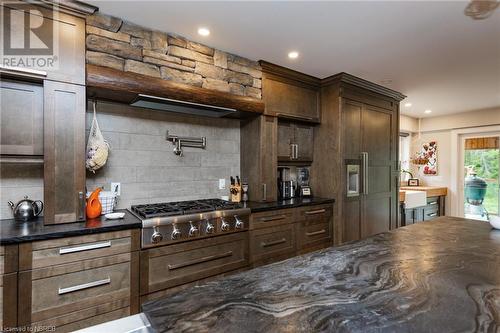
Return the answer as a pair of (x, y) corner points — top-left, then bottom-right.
(86, 188), (102, 219)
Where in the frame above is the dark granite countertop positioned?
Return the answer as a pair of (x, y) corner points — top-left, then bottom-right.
(243, 197), (334, 212)
(0, 198), (333, 244)
(142, 217), (500, 332)
(0, 210), (141, 245)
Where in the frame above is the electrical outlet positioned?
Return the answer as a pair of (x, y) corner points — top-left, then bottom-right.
(219, 179), (226, 190)
(111, 182), (121, 196)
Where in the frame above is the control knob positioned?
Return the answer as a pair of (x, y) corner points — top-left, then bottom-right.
(151, 227), (163, 244)
(206, 221), (215, 234)
(188, 222), (199, 237)
(221, 218), (230, 231)
(235, 215), (244, 229)
(171, 225), (181, 240)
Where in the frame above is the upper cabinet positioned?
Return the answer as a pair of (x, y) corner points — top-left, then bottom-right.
(0, 2), (89, 85)
(260, 61), (321, 123)
(278, 121), (314, 162)
(0, 79), (44, 156)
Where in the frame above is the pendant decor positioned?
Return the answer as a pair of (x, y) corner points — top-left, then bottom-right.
(420, 141), (438, 175)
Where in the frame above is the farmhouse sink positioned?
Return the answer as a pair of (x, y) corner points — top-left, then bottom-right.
(401, 190), (427, 209)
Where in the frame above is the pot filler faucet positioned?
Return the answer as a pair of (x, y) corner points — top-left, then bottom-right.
(166, 130), (206, 156)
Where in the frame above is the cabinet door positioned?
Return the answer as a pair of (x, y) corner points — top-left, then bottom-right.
(277, 121), (294, 161)
(0, 80), (43, 155)
(360, 104), (397, 238)
(43, 81), (85, 224)
(260, 116), (278, 201)
(262, 78), (320, 122)
(1, 4), (85, 85)
(294, 123), (314, 161)
(342, 99), (363, 242)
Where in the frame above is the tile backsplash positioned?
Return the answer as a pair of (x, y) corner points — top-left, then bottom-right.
(0, 164), (44, 220)
(85, 101), (240, 209)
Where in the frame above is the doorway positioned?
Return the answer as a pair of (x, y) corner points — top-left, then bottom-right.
(459, 134), (500, 220)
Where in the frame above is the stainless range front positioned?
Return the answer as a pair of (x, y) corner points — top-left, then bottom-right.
(129, 199), (250, 248)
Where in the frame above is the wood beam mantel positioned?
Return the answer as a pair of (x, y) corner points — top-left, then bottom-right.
(86, 64), (265, 118)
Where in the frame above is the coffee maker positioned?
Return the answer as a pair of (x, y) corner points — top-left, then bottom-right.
(296, 167), (312, 197)
(278, 167), (295, 199)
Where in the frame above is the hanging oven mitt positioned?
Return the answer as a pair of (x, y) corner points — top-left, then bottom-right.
(86, 101), (110, 173)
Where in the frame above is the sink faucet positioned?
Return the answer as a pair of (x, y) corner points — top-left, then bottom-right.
(400, 170), (414, 180)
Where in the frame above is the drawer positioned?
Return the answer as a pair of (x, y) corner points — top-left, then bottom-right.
(424, 207), (439, 221)
(426, 196), (440, 206)
(30, 230), (133, 269)
(142, 233), (248, 294)
(250, 209), (295, 230)
(32, 300), (130, 333)
(297, 219), (332, 253)
(249, 224), (295, 265)
(296, 204), (333, 221)
(30, 255), (131, 323)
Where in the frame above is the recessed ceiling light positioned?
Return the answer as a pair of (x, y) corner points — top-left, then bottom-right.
(404, 102), (412, 107)
(288, 51), (299, 59)
(424, 109), (432, 114)
(197, 27), (210, 36)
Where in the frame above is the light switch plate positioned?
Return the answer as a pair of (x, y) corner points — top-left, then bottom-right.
(111, 182), (121, 196)
(219, 179), (226, 190)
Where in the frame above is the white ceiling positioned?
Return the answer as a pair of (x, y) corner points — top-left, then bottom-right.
(90, 1), (500, 118)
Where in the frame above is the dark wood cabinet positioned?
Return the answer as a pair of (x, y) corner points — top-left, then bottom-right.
(277, 121), (314, 162)
(260, 61), (321, 123)
(249, 204), (333, 266)
(311, 73), (405, 245)
(241, 115), (278, 202)
(0, 79), (44, 156)
(43, 81), (86, 224)
(16, 230), (140, 332)
(0, 3), (86, 85)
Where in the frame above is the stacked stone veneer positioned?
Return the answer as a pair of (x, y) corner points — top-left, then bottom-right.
(86, 13), (262, 99)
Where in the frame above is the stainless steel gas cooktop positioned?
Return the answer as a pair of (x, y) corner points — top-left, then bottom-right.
(130, 199), (250, 248)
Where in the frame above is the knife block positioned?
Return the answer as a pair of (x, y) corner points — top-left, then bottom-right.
(230, 184), (241, 203)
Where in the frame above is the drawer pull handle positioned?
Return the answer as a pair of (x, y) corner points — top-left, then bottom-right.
(429, 201), (438, 205)
(427, 213), (438, 217)
(305, 209), (326, 215)
(306, 229), (326, 237)
(59, 241), (112, 255)
(261, 238), (287, 248)
(261, 215), (287, 222)
(58, 277), (111, 295)
(168, 251), (233, 270)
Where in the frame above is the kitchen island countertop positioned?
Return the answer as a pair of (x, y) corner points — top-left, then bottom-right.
(142, 216), (500, 332)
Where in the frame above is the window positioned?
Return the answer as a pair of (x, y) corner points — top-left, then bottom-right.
(400, 133), (411, 180)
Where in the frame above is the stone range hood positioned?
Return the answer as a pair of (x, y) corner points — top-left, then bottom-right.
(86, 64), (265, 119)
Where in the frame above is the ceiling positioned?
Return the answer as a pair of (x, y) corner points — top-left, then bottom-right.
(90, 1), (500, 118)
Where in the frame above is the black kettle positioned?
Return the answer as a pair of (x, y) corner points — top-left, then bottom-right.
(8, 196), (44, 221)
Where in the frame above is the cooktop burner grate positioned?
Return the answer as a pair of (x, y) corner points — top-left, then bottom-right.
(131, 199), (243, 219)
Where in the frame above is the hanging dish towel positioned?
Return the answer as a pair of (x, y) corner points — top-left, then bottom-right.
(86, 101), (110, 173)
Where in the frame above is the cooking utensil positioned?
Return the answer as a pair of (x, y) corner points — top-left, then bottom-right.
(8, 196), (44, 221)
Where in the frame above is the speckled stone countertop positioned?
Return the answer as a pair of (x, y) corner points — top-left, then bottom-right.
(0, 210), (141, 245)
(142, 217), (500, 332)
(244, 197), (334, 212)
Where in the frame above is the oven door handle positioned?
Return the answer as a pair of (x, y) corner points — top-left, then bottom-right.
(167, 251), (233, 270)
